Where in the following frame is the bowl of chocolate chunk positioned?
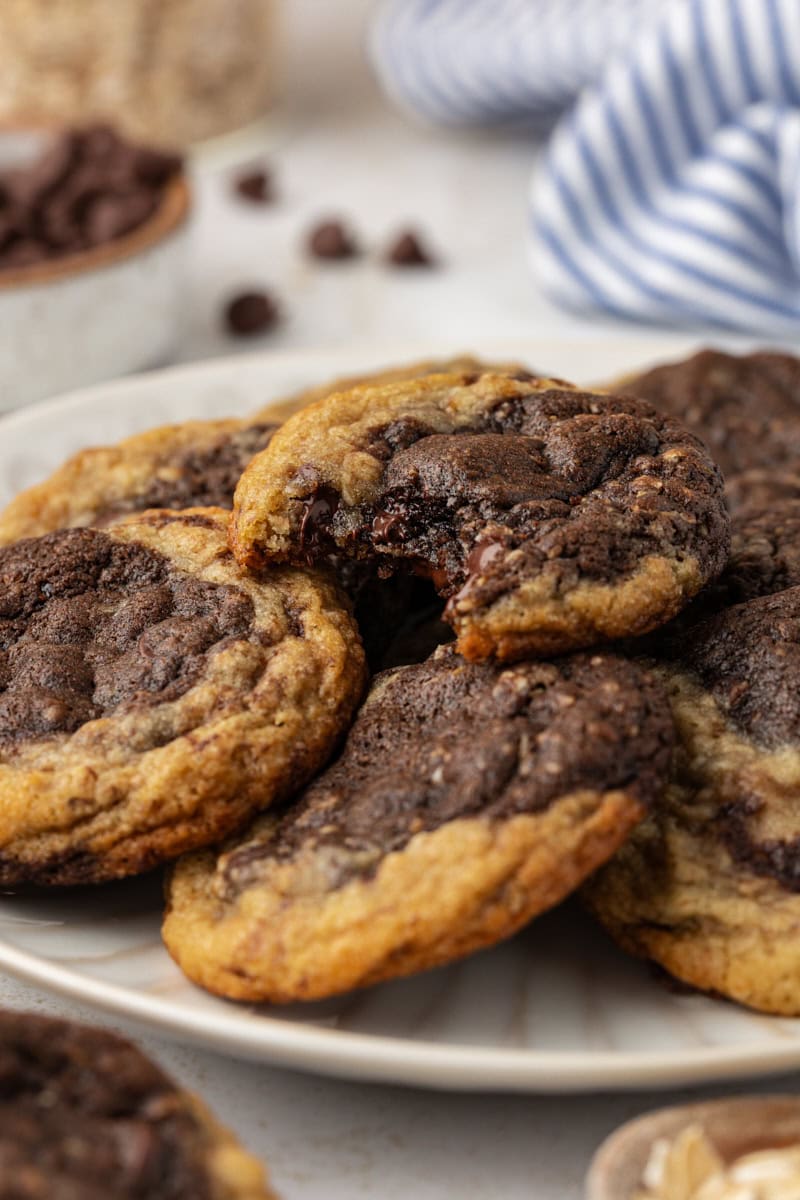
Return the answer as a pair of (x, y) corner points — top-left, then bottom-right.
(0, 123), (190, 408)
(586, 1096), (800, 1200)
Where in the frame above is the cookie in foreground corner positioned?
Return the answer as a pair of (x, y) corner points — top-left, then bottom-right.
(163, 646), (673, 1003)
(0, 1007), (275, 1200)
(0, 507), (365, 886)
(230, 372), (729, 661)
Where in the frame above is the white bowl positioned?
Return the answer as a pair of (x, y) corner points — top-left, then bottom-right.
(0, 173), (190, 410)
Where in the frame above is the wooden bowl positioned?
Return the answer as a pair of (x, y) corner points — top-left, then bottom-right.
(586, 1095), (800, 1199)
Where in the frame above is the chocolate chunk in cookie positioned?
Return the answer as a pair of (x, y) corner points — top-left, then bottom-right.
(164, 647), (672, 1002)
(231, 372), (729, 661)
(619, 347), (800, 480)
(586, 586), (800, 1015)
(0, 1008), (274, 1200)
(0, 510), (365, 886)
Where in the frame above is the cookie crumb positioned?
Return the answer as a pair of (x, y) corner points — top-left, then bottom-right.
(225, 290), (279, 336)
(234, 168), (273, 204)
(307, 218), (359, 260)
(385, 229), (436, 267)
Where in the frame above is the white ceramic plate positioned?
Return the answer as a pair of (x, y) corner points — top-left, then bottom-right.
(1, 336), (798, 1095)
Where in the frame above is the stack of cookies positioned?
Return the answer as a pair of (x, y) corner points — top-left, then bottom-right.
(2, 349), (800, 1016)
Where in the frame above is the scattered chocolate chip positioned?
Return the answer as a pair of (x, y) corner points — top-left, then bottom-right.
(224, 290), (280, 337)
(0, 124), (183, 273)
(234, 168), (273, 205)
(385, 229), (436, 267)
(307, 218), (359, 260)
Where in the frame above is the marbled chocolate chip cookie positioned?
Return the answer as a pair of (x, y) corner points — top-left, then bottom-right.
(0, 357), (532, 545)
(585, 587), (800, 1015)
(619, 347), (800, 481)
(0, 1008), (274, 1200)
(163, 646), (673, 1002)
(0, 411), (290, 545)
(231, 372), (729, 661)
(0, 509), (365, 886)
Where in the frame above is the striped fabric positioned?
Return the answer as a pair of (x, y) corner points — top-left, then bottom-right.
(370, 0), (800, 333)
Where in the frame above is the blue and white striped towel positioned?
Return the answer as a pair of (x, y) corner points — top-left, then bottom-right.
(370, 0), (800, 334)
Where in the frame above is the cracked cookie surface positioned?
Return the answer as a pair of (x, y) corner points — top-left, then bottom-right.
(0, 508), (365, 886)
(231, 371), (729, 661)
(585, 586), (800, 1015)
(0, 1008), (273, 1200)
(163, 646), (673, 1002)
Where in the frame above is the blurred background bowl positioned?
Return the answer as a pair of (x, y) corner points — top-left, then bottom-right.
(0, 0), (277, 148)
(0, 137), (190, 410)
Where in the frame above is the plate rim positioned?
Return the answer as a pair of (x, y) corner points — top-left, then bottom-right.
(1, 336), (796, 1094)
(3, 932), (800, 1094)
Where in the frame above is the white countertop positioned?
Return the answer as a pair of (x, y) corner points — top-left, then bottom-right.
(2, 3), (795, 1197)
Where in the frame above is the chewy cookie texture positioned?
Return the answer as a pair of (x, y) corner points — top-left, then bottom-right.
(163, 647), (673, 1001)
(0, 510), (364, 886)
(0, 1008), (273, 1200)
(231, 371), (729, 661)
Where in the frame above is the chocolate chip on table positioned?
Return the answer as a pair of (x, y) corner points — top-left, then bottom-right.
(385, 228), (436, 266)
(307, 218), (359, 260)
(234, 168), (273, 204)
(224, 289), (280, 336)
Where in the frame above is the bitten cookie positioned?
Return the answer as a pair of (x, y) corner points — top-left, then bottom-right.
(231, 372), (729, 661)
(0, 509), (364, 886)
(163, 647), (673, 1002)
(0, 356), (532, 544)
(0, 1008), (274, 1199)
(618, 347), (800, 482)
(585, 587), (800, 1015)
